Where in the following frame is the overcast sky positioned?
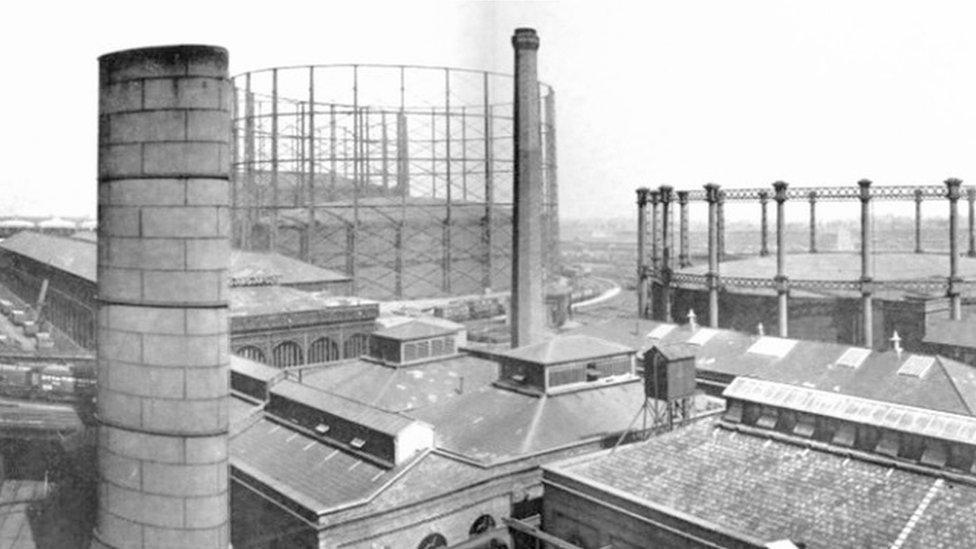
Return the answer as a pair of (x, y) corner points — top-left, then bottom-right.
(3, 1), (976, 220)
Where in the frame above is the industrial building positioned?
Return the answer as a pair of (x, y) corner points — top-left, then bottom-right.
(0, 231), (380, 367)
(534, 373), (976, 548)
(226, 325), (719, 548)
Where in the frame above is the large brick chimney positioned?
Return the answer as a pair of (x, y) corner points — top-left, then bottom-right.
(510, 28), (547, 347)
(93, 45), (231, 548)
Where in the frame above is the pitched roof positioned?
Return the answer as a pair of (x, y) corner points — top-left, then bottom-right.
(230, 354), (282, 383)
(231, 417), (420, 516)
(725, 376), (976, 446)
(0, 232), (96, 282)
(0, 231), (348, 288)
(270, 379), (415, 436)
(546, 418), (976, 548)
(497, 335), (634, 365)
(230, 250), (350, 286)
(410, 379), (669, 465)
(568, 317), (976, 417)
(299, 353), (499, 413)
(373, 320), (458, 341)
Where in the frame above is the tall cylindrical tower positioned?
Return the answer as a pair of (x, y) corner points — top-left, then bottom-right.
(94, 45), (231, 548)
(510, 28), (547, 347)
(947, 178), (963, 320)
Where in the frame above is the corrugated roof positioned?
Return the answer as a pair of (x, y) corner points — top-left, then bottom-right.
(373, 320), (458, 341)
(548, 418), (976, 548)
(724, 376), (976, 446)
(497, 335), (634, 365)
(270, 379), (415, 436)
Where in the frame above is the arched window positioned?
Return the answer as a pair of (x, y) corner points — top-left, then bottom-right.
(272, 340), (304, 368)
(343, 333), (370, 359)
(416, 533), (447, 549)
(235, 345), (267, 364)
(308, 337), (340, 363)
(469, 514), (496, 536)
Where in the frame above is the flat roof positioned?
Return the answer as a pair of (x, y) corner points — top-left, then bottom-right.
(230, 354), (281, 383)
(546, 418), (976, 548)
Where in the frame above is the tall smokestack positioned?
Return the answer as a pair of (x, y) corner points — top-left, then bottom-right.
(94, 45), (231, 548)
(510, 28), (546, 347)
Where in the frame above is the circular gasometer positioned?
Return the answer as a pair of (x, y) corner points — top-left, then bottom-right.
(231, 64), (558, 300)
(638, 181), (976, 348)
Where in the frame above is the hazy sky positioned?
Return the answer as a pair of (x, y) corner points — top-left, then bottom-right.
(3, 1), (976, 220)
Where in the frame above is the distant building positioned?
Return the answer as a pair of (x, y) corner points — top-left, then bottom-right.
(0, 232), (374, 364)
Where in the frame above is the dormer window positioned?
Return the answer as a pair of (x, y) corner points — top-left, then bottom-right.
(315, 423), (330, 434)
(350, 437), (366, 449)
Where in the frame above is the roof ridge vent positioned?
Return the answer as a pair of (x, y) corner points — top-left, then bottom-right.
(835, 347), (871, 369)
(747, 336), (797, 358)
(897, 354), (935, 378)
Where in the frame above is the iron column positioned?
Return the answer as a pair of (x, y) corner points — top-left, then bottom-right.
(660, 185), (674, 323)
(968, 187), (976, 257)
(858, 179), (874, 348)
(759, 190), (770, 256)
(650, 191), (660, 272)
(947, 178), (963, 320)
(678, 190), (690, 268)
(773, 181), (789, 337)
(914, 188), (923, 253)
(808, 190), (817, 253)
(95, 45), (231, 548)
(705, 183), (721, 328)
(717, 190), (726, 263)
(636, 188), (650, 318)
(510, 28), (547, 347)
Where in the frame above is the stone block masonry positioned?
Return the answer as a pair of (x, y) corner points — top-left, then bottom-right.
(93, 45), (231, 549)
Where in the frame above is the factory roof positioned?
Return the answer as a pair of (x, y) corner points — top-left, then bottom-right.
(271, 379), (415, 436)
(545, 417), (976, 549)
(0, 232), (349, 289)
(230, 354), (282, 383)
(229, 286), (375, 317)
(298, 353), (498, 412)
(563, 317), (976, 417)
(410, 379), (657, 465)
(231, 417), (423, 517)
(230, 250), (350, 287)
(0, 232), (96, 281)
(494, 335), (634, 365)
(372, 320), (458, 341)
